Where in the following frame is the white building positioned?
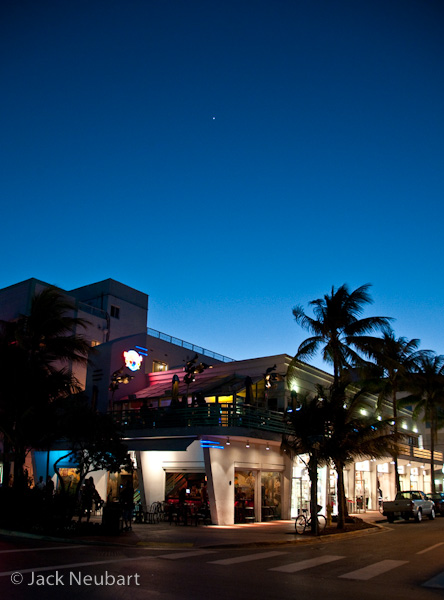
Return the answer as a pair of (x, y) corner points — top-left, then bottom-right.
(0, 277), (442, 525)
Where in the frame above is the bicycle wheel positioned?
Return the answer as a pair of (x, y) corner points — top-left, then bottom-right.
(295, 515), (306, 534)
(317, 514), (327, 532)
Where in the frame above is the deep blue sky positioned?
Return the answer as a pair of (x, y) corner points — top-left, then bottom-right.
(1, 0), (443, 370)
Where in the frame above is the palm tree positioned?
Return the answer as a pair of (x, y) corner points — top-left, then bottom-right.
(293, 283), (392, 384)
(283, 381), (402, 530)
(0, 286), (92, 489)
(282, 391), (326, 534)
(366, 330), (430, 493)
(290, 284), (392, 526)
(403, 354), (444, 494)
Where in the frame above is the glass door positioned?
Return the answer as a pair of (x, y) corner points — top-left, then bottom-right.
(234, 470), (256, 523)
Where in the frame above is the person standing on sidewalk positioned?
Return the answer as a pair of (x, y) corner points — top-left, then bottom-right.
(120, 481), (135, 531)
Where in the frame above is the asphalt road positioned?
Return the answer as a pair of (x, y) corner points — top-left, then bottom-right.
(1, 517), (444, 600)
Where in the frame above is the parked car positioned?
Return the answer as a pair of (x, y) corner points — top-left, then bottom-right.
(382, 490), (435, 522)
(428, 492), (444, 516)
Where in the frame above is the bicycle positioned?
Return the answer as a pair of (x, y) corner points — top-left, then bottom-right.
(295, 508), (327, 534)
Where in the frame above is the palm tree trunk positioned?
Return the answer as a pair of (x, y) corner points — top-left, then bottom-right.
(430, 419), (436, 495)
(392, 388), (400, 493)
(309, 452), (319, 535)
(2, 437), (11, 487)
(13, 444), (27, 491)
(335, 461), (346, 529)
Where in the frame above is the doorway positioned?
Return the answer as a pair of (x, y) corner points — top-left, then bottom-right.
(234, 470), (256, 523)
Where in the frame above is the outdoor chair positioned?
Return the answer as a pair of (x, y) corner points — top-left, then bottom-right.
(146, 501), (162, 524)
(133, 502), (146, 524)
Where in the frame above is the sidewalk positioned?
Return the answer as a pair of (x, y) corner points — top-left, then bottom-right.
(1, 511), (386, 549)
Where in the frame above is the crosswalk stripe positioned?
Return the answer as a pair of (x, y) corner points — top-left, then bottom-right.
(417, 542), (444, 555)
(339, 560), (408, 580)
(0, 545), (85, 555)
(209, 551), (288, 565)
(159, 550), (217, 560)
(423, 572), (444, 589)
(269, 555), (345, 573)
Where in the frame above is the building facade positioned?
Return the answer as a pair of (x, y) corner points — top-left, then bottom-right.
(0, 278), (442, 525)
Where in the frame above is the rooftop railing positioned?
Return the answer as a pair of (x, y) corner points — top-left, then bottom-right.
(147, 328), (235, 363)
(77, 301), (108, 319)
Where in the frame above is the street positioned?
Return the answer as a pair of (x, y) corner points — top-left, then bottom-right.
(1, 518), (444, 600)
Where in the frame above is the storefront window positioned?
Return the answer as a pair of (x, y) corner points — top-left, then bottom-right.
(398, 465), (409, 492)
(107, 470), (139, 503)
(377, 463), (390, 503)
(205, 396), (233, 404)
(410, 467), (418, 490)
(153, 361), (168, 372)
(165, 473), (206, 502)
(57, 468), (80, 494)
(328, 470), (337, 513)
(355, 461), (371, 510)
(291, 459), (310, 518)
(261, 472), (281, 519)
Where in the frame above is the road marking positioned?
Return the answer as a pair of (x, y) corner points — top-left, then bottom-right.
(209, 551), (288, 565)
(0, 545), (84, 554)
(159, 550), (217, 560)
(339, 560), (408, 580)
(416, 542), (444, 555)
(269, 555), (345, 573)
(424, 572), (444, 589)
(0, 556), (148, 577)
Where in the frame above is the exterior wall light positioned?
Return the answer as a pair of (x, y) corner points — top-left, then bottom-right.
(246, 440), (250, 448)
(226, 437), (230, 445)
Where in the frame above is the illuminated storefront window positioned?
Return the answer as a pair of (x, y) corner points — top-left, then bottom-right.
(153, 360), (168, 372)
(205, 395), (233, 404)
(57, 468), (81, 494)
(107, 469), (139, 503)
(261, 472), (281, 519)
(165, 473), (206, 502)
(355, 460), (371, 510)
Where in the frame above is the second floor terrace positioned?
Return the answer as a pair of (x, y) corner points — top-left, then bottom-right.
(110, 403), (443, 464)
(111, 403), (288, 438)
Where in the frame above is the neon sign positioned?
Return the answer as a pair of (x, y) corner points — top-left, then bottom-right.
(200, 440), (224, 450)
(123, 350), (143, 372)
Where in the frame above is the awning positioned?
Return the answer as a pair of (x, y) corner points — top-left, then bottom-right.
(123, 436), (197, 452)
(119, 373), (263, 402)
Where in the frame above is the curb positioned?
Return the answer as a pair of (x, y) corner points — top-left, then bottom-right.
(0, 529), (132, 548)
(1, 521), (388, 550)
(202, 523), (388, 549)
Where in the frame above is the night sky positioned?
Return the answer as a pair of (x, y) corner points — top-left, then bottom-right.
(1, 0), (443, 370)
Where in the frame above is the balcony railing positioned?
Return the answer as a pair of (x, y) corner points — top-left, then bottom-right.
(398, 443), (443, 462)
(111, 407), (444, 462)
(111, 404), (288, 434)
